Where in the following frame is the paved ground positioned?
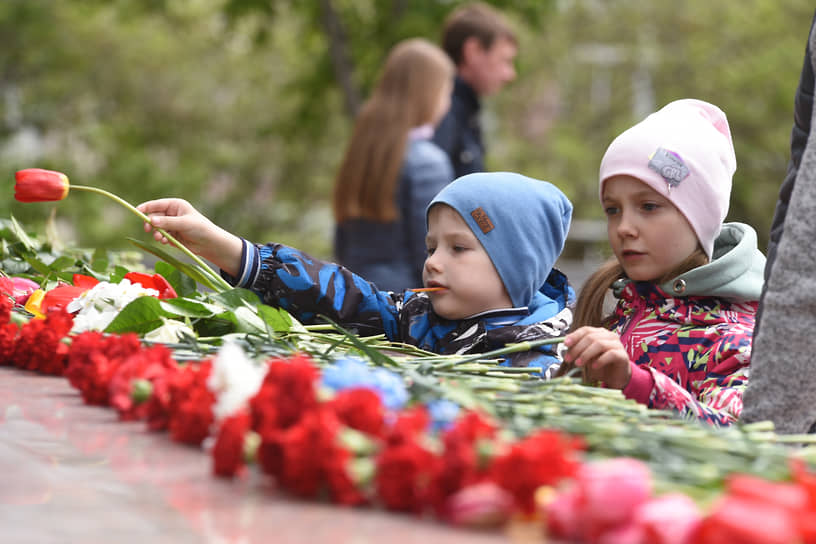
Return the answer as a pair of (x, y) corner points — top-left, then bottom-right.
(0, 367), (543, 544)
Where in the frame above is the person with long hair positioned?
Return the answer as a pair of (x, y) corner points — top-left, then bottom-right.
(560, 99), (765, 426)
(333, 38), (455, 292)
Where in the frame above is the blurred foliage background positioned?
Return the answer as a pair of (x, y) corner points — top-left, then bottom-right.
(2, 0), (813, 273)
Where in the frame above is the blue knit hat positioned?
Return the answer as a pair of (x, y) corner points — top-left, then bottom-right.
(427, 172), (573, 308)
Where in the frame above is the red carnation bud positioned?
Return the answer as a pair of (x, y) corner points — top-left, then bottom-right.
(14, 168), (70, 202)
(131, 378), (153, 404)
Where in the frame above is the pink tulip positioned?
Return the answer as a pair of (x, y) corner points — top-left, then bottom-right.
(579, 458), (652, 531)
(11, 277), (39, 305)
(544, 483), (586, 541)
(634, 493), (702, 544)
(446, 482), (514, 528)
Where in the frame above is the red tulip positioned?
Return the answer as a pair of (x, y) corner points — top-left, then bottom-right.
(42, 285), (89, 313)
(691, 495), (798, 544)
(14, 168), (70, 202)
(124, 272), (178, 299)
(72, 274), (100, 289)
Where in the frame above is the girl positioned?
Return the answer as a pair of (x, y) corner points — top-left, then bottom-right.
(561, 99), (765, 426)
(333, 38), (455, 292)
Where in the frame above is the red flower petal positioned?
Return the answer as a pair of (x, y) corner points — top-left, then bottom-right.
(42, 285), (88, 313)
(14, 168), (70, 202)
(72, 274), (100, 289)
(124, 272), (178, 299)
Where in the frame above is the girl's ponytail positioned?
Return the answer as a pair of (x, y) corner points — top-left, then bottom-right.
(571, 258), (624, 329)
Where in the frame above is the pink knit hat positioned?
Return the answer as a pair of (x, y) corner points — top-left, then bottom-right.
(598, 99), (736, 258)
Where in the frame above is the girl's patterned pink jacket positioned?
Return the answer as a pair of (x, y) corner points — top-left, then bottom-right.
(612, 280), (756, 427)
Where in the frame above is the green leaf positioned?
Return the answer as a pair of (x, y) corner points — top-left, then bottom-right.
(257, 304), (293, 333)
(9, 215), (36, 252)
(155, 260), (197, 298)
(159, 297), (223, 318)
(127, 237), (224, 292)
(194, 316), (236, 337)
(91, 248), (109, 273)
(22, 254), (51, 276)
(104, 296), (174, 334)
(232, 305), (267, 334)
(209, 287), (261, 308)
(316, 315), (399, 368)
(48, 255), (77, 272)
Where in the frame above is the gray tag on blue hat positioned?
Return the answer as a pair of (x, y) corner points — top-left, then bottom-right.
(648, 147), (689, 191)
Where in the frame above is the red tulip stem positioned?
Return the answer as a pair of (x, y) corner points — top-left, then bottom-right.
(70, 185), (232, 291)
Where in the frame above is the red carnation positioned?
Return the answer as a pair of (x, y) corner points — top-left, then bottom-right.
(0, 321), (18, 366)
(279, 408), (366, 505)
(145, 363), (181, 431)
(250, 354), (320, 435)
(489, 429), (582, 515)
(375, 436), (436, 513)
(65, 332), (142, 405)
(384, 404), (430, 446)
(12, 307), (73, 374)
(167, 360), (215, 445)
(212, 411), (252, 478)
(427, 411), (497, 517)
(0, 282), (14, 315)
(0, 295), (17, 366)
(328, 387), (385, 438)
(275, 408), (339, 497)
(109, 344), (178, 421)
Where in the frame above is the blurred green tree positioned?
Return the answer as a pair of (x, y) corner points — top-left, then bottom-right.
(0, 0), (812, 273)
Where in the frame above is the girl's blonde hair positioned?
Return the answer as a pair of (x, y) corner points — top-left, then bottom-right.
(332, 39), (454, 223)
(559, 248), (709, 378)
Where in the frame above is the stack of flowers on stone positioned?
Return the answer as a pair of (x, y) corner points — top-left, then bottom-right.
(7, 281), (816, 542)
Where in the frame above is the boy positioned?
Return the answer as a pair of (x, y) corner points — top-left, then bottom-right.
(139, 172), (574, 375)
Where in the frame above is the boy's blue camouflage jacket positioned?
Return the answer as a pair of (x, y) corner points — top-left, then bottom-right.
(224, 241), (574, 377)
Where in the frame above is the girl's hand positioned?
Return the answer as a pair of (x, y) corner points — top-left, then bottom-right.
(563, 326), (632, 390)
(137, 198), (243, 277)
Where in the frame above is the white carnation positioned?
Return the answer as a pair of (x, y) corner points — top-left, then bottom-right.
(68, 278), (160, 333)
(144, 318), (196, 343)
(207, 341), (267, 421)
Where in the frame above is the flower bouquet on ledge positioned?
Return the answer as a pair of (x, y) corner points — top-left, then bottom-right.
(6, 167), (816, 542)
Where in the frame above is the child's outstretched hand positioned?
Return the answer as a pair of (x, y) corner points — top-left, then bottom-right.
(563, 326), (632, 390)
(138, 198), (243, 277)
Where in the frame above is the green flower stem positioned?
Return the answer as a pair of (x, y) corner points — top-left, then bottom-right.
(424, 336), (566, 370)
(71, 184), (232, 291)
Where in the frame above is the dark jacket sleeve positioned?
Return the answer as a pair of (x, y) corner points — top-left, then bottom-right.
(754, 11), (816, 336)
(743, 11), (816, 433)
(764, 14), (816, 279)
(224, 240), (403, 339)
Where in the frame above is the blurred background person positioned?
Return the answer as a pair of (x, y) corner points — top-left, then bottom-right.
(332, 38), (455, 292)
(433, 2), (518, 177)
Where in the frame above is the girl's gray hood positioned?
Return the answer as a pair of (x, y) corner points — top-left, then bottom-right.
(660, 222), (765, 302)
